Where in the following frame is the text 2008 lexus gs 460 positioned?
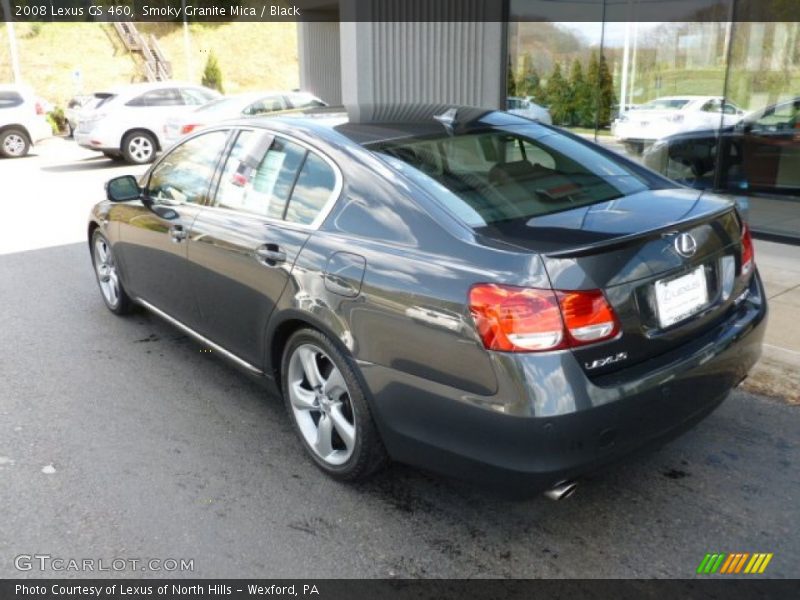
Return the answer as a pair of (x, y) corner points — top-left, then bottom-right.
(88, 105), (766, 497)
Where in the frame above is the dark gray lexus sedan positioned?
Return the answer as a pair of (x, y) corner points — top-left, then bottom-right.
(88, 105), (766, 497)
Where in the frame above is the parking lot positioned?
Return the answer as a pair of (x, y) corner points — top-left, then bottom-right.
(1, 140), (798, 578)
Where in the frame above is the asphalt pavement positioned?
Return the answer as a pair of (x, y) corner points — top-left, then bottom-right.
(0, 140), (798, 579)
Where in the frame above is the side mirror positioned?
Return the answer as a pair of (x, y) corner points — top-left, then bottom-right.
(106, 175), (141, 202)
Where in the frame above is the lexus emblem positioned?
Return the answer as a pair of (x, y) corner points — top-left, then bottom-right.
(674, 233), (698, 258)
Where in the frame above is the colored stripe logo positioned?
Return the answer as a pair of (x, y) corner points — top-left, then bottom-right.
(697, 553), (773, 574)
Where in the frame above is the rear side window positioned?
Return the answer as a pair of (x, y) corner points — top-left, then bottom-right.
(216, 132), (307, 219)
(215, 130), (338, 226)
(127, 89), (183, 107)
(286, 95), (326, 109)
(242, 96), (286, 116)
(375, 129), (651, 227)
(0, 92), (23, 109)
(284, 153), (337, 225)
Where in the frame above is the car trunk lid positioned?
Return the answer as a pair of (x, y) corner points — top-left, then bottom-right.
(474, 189), (750, 377)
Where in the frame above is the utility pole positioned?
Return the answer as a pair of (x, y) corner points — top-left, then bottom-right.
(1, 0), (22, 83)
(182, 0), (193, 81)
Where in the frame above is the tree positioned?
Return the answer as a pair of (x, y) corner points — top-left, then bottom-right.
(544, 63), (570, 125)
(516, 53), (543, 102)
(202, 52), (224, 94)
(586, 51), (616, 128)
(568, 58), (592, 127)
(597, 52), (616, 128)
(507, 55), (517, 97)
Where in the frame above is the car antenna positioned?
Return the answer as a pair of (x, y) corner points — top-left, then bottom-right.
(434, 108), (458, 134)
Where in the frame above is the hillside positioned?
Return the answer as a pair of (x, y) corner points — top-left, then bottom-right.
(0, 22), (298, 107)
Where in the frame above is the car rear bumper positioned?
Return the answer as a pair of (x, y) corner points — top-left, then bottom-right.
(362, 271), (767, 493)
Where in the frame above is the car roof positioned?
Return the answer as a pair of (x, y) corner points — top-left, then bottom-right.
(97, 81), (208, 96)
(232, 104), (541, 146)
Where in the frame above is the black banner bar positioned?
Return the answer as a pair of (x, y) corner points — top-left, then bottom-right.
(2, 580), (800, 600)
(0, 0), (798, 23)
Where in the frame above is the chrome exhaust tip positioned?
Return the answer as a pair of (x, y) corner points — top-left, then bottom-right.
(543, 480), (578, 501)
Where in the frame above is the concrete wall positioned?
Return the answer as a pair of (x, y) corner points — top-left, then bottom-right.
(297, 0), (506, 109)
(298, 21), (343, 105)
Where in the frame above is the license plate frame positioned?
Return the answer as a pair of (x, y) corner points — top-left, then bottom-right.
(654, 266), (708, 329)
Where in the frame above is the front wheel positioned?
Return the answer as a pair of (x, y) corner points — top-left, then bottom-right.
(0, 129), (30, 158)
(121, 131), (157, 164)
(91, 230), (134, 315)
(282, 328), (388, 481)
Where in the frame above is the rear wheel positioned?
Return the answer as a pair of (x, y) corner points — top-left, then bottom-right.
(91, 230), (134, 315)
(282, 328), (388, 481)
(0, 128), (30, 158)
(121, 131), (157, 164)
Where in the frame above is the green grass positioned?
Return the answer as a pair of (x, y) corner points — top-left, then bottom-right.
(0, 22), (298, 107)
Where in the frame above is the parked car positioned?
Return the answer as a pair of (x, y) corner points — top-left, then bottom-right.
(89, 105), (766, 495)
(65, 94), (98, 138)
(0, 83), (52, 158)
(163, 90), (326, 147)
(507, 96), (552, 124)
(75, 82), (221, 164)
(612, 95), (744, 155)
(643, 97), (800, 195)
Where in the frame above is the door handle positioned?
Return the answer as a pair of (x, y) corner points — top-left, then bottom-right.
(256, 244), (286, 266)
(169, 225), (187, 243)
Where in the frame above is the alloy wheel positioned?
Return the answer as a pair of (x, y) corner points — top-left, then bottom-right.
(3, 133), (27, 157)
(127, 136), (154, 163)
(93, 237), (120, 308)
(287, 344), (357, 466)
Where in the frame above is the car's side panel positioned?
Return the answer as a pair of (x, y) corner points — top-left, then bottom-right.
(188, 211), (311, 368)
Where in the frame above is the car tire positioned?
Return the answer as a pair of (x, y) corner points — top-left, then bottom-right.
(0, 128), (31, 158)
(624, 141), (644, 155)
(121, 131), (157, 165)
(90, 230), (135, 315)
(281, 328), (388, 481)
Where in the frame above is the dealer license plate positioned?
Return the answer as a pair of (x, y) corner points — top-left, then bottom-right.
(655, 266), (708, 328)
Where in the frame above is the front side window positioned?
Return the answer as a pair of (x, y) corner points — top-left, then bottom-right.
(375, 128), (652, 228)
(639, 99), (690, 111)
(181, 88), (216, 106)
(147, 130), (229, 205)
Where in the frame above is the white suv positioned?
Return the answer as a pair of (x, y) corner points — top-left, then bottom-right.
(75, 82), (220, 164)
(0, 84), (52, 158)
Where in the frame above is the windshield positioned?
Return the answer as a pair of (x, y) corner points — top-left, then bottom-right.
(639, 98), (691, 110)
(374, 128), (652, 227)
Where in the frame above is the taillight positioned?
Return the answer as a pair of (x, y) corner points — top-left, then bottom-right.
(741, 222), (754, 276)
(181, 124), (198, 135)
(35, 101), (45, 115)
(468, 284), (619, 353)
(557, 289), (619, 345)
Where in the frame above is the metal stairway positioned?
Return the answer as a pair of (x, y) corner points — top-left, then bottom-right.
(113, 22), (172, 82)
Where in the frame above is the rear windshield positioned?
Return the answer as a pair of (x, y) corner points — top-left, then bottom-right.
(0, 91), (23, 108)
(374, 128), (652, 227)
(93, 93), (117, 109)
